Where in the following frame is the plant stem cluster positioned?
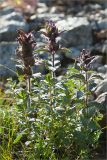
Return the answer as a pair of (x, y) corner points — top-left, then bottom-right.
(0, 20), (104, 160)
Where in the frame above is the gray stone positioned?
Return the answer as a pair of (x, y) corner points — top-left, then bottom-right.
(77, 11), (85, 17)
(65, 47), (80, 59)
(0, 8), (29, 42)
(0, 42), (17, 76)
(0, 42), (46, 76)
(56, 17), (92, 49)
(91, 41), (107, 54)
(89, 56), (103, 70)
(0, 7), (14, 16)
(37, 2), (48, 14)
(97, 65), (107, 73)
(0, 21), (29, 42)
(37, 13), (64, 21)
(100, 9), (107, 18)
(95, 79), (107, 96)
(39, 0), (53, 6)
(98, 18), (107, 29)
(84, 4), (102, 12)
(2, 11), (24, 21)
(95, 92), (107, 107)
(50, 6), (60, 14)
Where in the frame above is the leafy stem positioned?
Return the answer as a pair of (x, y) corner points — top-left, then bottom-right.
(52, 53), (55, 79)
(85, 71), (88, 108)
(27, 75), (31, 109)
(51, 53), (56, 109)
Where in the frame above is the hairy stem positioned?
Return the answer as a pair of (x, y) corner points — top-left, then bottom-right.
(51, 53), (55, 108)
(85, 71), (88, 108)
(52, 53), (55, 78)
(27, 76), (31, 109)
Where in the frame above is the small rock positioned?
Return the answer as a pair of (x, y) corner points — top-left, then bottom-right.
(0, 42), (17, 76)
(0, 7), (29, 42)
(56, 17), (92, 49)
(90, 56), (103, 70)
(39, 0), (53, 6)
(0, 42), (47, 76)
(97, 65), (107, 73)
(37, 2), (48, 14)
(37, 13), (64, 21)
(98, 18), (107, 29)
(0, 6), (14, 16)
(92, 41), (107, 54)
(95, 92), (107, 107)
(95, 79), (107, 96)
(0, 21), (29, 42)
(100, 9), (107, 19)
(2, 11), (23, 21)
(65, 47), (80, 59)
(84, 4), (102, 12)
(50, 6), (59, 14)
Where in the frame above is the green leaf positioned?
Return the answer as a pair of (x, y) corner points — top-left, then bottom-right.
(33, 72), (41, 78)
(45, 74), (53, 85)
(69, 74), (85, 81)
(89, 74), (104, 80)
(68, 67), (79, 73)
(55, 107), (65, 114)
(82, 106), (97, 118)
(13, 132), (26, 144)
(35, 48), (49, 53)
(49, 66), (60, 72)
(88, 101), (104, 110)
(48, 60), (60, 66)
(59, 48), (70, 53)
(16, 65), (24, 76)
(17, 89), (27, 99)
(0, 127), (3, 134)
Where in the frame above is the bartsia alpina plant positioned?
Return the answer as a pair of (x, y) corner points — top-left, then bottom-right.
(16, 29), (36, 76)
(41, 21), (68, 78)
(16, 29), (37, 109)
(78, 49), (95, 71)
(0, 20), (104, 160)
(42, 20), (63, 54)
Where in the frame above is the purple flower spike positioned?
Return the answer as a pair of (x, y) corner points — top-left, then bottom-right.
(16, 29), (36, 76)
(42, 20), (62, 54)
(78, 49), (95, 71)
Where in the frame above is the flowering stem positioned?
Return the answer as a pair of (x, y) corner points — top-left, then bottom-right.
(51, 52), (55, 108)
(52, 53), (55, 78)
(85, 71), (88, 108)
(27, 75), (31, 109)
